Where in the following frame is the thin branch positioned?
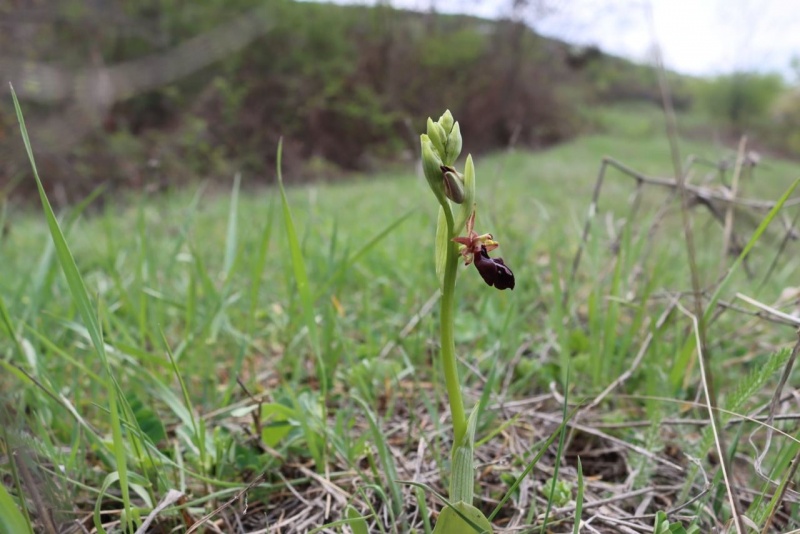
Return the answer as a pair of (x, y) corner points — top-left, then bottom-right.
(735, 293), (800, 327)
(720, 136), (747, 276)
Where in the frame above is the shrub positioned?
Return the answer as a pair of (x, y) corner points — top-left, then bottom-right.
(700, 72), (784, 130)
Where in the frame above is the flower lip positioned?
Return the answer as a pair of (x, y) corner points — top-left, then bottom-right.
(452, 208), (515, 290)
(474, 246), (515, 290)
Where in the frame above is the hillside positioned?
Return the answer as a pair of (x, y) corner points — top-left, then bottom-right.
(0, 0), (693, 202)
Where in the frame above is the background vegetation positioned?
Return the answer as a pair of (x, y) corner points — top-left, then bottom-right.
(2, 1), (800, 533)
(0, 0), (708, 202)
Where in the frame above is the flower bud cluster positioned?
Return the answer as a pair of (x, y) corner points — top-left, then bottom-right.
(420, 110), (465, 205)
(420, 110), (515, 291)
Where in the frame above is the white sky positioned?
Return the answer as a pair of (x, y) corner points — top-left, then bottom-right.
(330, 0), (800, 78)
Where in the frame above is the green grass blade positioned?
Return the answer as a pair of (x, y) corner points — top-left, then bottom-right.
(573, 457), (584, 534)
(541, 365), (571, 533)
(275, 139), (325, 385)
(416, 486), (433, 534)
(354, 397), (403, 520)
(223, 172), (241, 279)
(758, 433), (800, 531)
(704, 178), (800, 318)
(10, 84), (135, 533)
(161, 329), (207, 474)
(14, 185), (101, 323)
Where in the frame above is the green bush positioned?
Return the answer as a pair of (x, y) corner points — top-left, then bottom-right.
(700, 72), (784, 129)
(771, 89), (800, 155)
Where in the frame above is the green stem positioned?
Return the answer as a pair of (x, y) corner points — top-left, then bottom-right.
(440, 204), (467, 445)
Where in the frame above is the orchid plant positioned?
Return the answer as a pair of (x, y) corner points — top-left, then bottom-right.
(420, 111), (514, 533)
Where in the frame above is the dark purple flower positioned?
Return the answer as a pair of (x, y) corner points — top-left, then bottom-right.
(474, 246), (515, 290)
(452, 209), (515, 290)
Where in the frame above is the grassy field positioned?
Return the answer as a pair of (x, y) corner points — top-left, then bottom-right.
(2, 102), (800, 533)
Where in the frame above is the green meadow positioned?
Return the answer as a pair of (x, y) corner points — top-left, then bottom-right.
(3, 102), (800, 532)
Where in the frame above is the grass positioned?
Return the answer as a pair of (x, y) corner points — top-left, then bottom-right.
(2, 101), (800, 533)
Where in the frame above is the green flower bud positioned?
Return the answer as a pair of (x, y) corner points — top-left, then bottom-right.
(438, 109), (455, 134)
(421, 134), (446, 202)
(426, 117), (446, 157)
(444, 121), (462, 165)
(441, 165), (465, 204)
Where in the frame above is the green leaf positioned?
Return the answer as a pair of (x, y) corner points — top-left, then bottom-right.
(346, 506), (369, 534)
(540, 477), (571, 507)
(653, 511), (668, 533)
(128, 393), (166, 444)
(450, 405), (479, 503)
(260, 403), (295, 448)
(0, 483), (32, 534)
(432, 501), (492, 534)
(652, 511), (696, 534)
